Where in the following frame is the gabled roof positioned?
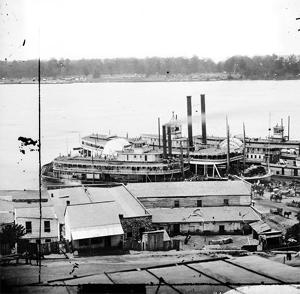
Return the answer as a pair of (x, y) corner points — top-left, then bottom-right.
(49, 185), (149, 220)
(127, 181), (251, 198)
(148, 206), (261, 223)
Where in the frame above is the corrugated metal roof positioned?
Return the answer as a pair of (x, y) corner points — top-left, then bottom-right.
(71, 223), (124, 240)
(148, 206), (261, 223)
(127, 181), (251, 198)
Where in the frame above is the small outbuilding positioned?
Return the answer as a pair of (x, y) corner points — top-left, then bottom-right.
(141, 230), (171, 251)
(249, 220), (271, 239)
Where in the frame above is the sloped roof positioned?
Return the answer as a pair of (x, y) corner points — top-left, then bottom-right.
(49, 185), (148, 221)
(0, 196), (13, 212)
(66, 201), (123, 230)
(148, 206), (261, 223)
(45, 255), (300, 290)
(249, 220), (271, 234)
(88, 186), (148, 217)
(15, 206), (57, 219)
(0, 197), (14, 224)
(71, 223), (124, 240)
(0, 190), (49, 201)
(127, 181), (251, 198)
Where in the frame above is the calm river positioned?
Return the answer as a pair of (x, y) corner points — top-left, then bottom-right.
(0, 80), (299, 190)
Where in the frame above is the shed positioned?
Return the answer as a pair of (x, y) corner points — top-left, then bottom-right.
(249, 220), (271, 239)
(141, 230), (170, 251)
(259, 230), (283, 250)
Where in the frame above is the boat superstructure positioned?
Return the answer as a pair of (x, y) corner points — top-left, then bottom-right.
(42, 138), (190, 184)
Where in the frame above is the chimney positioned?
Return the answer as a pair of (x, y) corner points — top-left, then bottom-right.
(167, 126), (172, 157)
(186, 96), (193, 150)
(201, 94), (207, 145)
(162, 125), (167, 159)
(158, 118), (161, 149)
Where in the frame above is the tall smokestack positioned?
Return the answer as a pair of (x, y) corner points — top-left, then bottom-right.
(186, 96), (193, 150)
(288, 116), (290, 141)
(167, 126), (172, 157)
(162, 125), (167, 159)
(158, 118), (161, 149)
(201, 94), (207, 145)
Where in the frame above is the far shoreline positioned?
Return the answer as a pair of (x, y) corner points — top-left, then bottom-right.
(1, 73), (300, 85)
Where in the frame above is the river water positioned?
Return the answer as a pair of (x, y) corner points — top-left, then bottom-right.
(0, 80), (299, 190)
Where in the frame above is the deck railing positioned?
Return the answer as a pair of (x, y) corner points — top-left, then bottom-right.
(53, 165), (189, 175)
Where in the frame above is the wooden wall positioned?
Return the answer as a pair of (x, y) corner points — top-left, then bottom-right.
(139, 195), (251, 209)
(17, 217), (59, 243)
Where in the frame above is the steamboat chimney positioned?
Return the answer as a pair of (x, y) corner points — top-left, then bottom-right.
(162, 125), (167, 159)
(201, 94), (207, 145)
(167, 126), (172, 157)
(186, 96), (193, 151)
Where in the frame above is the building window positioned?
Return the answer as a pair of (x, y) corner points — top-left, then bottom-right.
(45, 239), (51, 243)
(44, 221), (51, 233)
(224, 199), (229, 206)
(79, 239), (89, 246)
(25, 222), (32, 233)
(174, 200), (180, 208)
(127, 226), (133, 238)
(197, 200), (202, 207)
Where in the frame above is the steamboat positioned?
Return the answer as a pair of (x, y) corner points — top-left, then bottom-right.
(42, 138), (190, 184)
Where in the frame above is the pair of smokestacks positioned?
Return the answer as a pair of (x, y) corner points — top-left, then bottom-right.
(160, 94), (207, 158)
(187, 94), (207, 150)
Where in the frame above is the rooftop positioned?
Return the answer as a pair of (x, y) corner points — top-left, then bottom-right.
(47, 255), (300, 291)
(48, 185), (149, 224)
(0, 196), (14, 224)
(148, 206), (261, 223)
(0, 190), (49, 202)
(65, 202), (123, 230)
(127, 181), (251, 198)
(15, 206), (57, 219)
(249, 220), (271, 234)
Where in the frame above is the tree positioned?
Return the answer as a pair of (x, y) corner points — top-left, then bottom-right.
(93, 68), (100, 78)
(0, 223), (26, 249)
(285, 211), (300, 243)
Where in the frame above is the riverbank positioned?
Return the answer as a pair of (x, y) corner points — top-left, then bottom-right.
(1, 73), (300, 85)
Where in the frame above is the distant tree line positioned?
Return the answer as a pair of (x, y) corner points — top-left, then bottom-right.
(1, 54), (300, 80)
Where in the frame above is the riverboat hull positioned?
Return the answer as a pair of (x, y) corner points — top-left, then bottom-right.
(41, 159), (190, 185)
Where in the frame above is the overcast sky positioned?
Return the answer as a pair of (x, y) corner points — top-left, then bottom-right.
(1, 0), (300, 62)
